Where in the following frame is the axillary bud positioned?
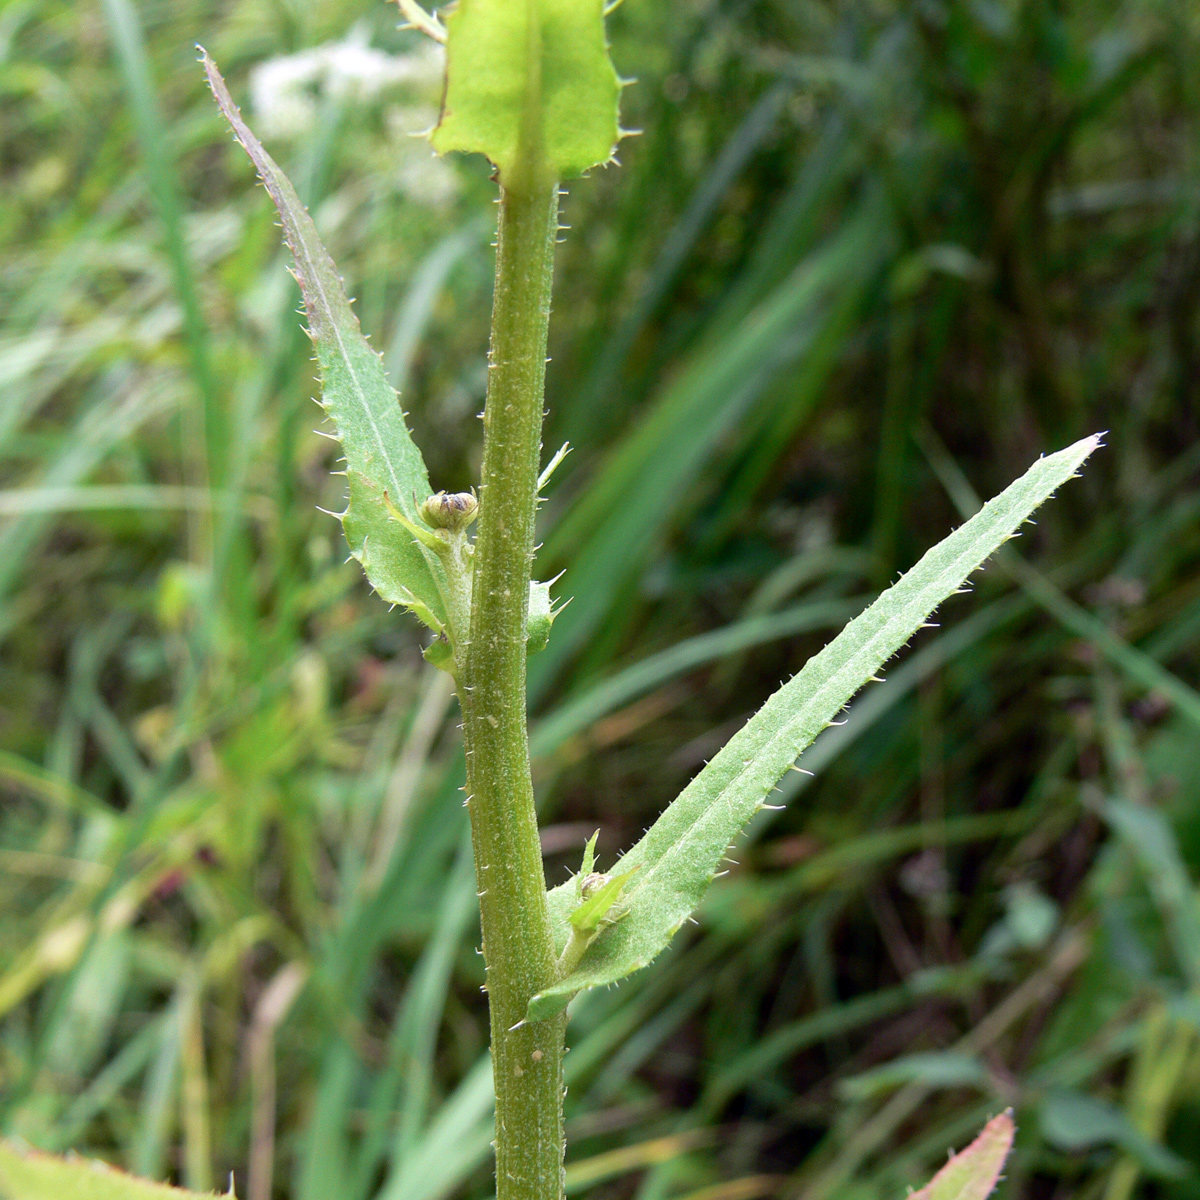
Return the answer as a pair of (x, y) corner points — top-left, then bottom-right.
(420, 490), (479, 531)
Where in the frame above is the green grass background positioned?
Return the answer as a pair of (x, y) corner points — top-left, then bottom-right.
(2, 0), (1200, 1197)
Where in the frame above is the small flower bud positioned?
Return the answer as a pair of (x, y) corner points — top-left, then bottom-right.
(579, 872), (610, 899)
(420, 490), (478, 531)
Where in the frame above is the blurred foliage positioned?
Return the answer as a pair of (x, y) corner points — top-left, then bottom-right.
(1, 0), (1199, 1198)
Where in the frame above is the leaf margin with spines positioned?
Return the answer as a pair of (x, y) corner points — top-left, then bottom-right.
(202, 49), (448, 632)
(528, 435), (1102, 1021)
(0, 1138), (223, 1200)
(430, 0), (623, 182)
(910, 1111), (1015, 1200)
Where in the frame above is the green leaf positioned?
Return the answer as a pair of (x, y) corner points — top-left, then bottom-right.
(0, 1139), (222, 1200)
(578, 830), (598, 878)
(837, 1051), (988, 1101)
(202, 52), (447, 633)
(525, 576), (558, 655)
(431, 0), (622, 182)
(569, 866), (639, 933)
(1040, 1089), (1189, 1178)
(909, 1112), (1015, 1200)
(528, 435), (1100, 1020)
(1101, 798), (1200, 989)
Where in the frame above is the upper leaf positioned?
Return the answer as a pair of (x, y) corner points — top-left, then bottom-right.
(528, 435), (1101, 1020)
(431, 0), (622, 182)
(202, 52), (448, 632)
(569, 866), (638, 933)
(0, 1139), (221, 1200)
(910, 1112), (1015, 1200)
(526, 575), (558, 655)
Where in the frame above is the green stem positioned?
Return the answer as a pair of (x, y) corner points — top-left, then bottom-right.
(459, 179), (564, 1200)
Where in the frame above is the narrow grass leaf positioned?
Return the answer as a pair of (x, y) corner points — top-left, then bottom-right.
(1103, 798), (1200, 989)
(535, 206), (883, 688)
(529, 597), (860, 759)
(1040, 1089), (1188, 1178)
(700, 964), (985, 1115)
(376, 1053), (495, 1200)
(568, 82), (791, 432)
(529, 435), (1101, 1020)
(101, 0), (222, 485)
(350, 846), (477, 1195)
(563, 1131), (712, 1194)
(0, 378), (173, 615)
(837, 1052), (988, 1101)
(384, 223), (486, 396)
(202, 52), (447, 632)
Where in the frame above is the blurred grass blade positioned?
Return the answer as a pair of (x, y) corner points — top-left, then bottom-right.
(247, 963), (308, 1200)
(529, 597), (861, 759)
(56, 1016), (170, 1150)
(385, 223), (487, 395)
(1039, 1089), (1188, 1178)
(838, 1052), (988, 1101)
(1006, 564), (1200, 730)
(202, 51), (446, 632)
(701, 964), (984, 1115)
(0, 751), (109, 817)
(0, 1139), (217, 1200)
(919, 423), (1200, 730)
(300, 768), (472, 1200)
(568, 82), (791, 435)
(764, 596), (1025, 816)
(535, 203), (885, 689)
(132, 976), (186, 1180)
(563, 1130), (711, 1194)
(179, 976), (212, 1192)
(350, 845), (477, 1196)
(671, 1179), (780, 1200)
(529, 436), (1101, 1020)
(376, 1053), (495, 1200)
(909, 1111), (1014, 1200)
(100, 0), (222, 492)
(0, 485), (270, 519)
(1102, 799), (1200, 989)
(0, 377), (173, 622)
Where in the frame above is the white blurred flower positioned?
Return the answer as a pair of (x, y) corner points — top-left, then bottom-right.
(384, 104), (460, 204)
(394, 148), (459, 206)
(250, 25), (444, 139)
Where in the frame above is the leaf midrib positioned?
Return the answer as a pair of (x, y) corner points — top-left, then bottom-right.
(290, 185), (413, 510)
(613, 487), (1025, 895)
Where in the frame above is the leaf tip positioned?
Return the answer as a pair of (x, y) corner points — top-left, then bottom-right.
(1068, 431), (1105, 464)
(911, 1110), (1015, 1200)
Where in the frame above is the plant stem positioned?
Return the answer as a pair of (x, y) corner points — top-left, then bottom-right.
(459, 178), (564, 1200)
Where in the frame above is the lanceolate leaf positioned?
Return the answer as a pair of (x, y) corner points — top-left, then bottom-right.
(910, 1112), (1015, 1200)
(432, 0), (621, 181)
(0, 1139), (219, 1200)
(529, 436), (1100, 1020)
(202, 52), (447, 632)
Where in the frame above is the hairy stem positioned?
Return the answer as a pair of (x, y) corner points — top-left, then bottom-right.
(458, 179), (564, 1200)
